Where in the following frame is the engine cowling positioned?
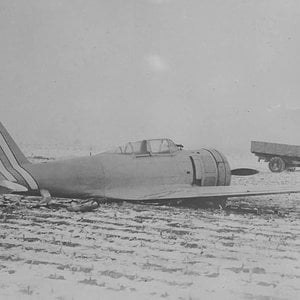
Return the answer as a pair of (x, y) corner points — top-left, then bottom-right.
(190, 148), (231, 186)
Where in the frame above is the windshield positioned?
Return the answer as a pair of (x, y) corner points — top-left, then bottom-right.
(110, 139), (178, 155)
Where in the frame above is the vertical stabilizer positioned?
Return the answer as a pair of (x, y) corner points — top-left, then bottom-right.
(0, 122), (38, 190)
(0, 122), (29, 165)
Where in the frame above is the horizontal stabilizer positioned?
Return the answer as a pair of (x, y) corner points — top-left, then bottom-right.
(0, 180), (28, 194)
(104, 184), (300, 202)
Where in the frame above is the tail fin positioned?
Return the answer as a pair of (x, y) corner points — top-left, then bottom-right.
(0, 122), (29, 165)
(0, 122), (38, 190)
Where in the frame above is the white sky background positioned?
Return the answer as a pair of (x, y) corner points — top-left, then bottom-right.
(1, 0), (300, 153)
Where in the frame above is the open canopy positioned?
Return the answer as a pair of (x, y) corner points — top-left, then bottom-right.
(111, 138), (179, 155)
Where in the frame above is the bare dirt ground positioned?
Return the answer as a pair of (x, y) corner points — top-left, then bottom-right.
(0, 155), (299, 300)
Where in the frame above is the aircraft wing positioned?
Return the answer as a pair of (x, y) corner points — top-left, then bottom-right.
(104, 184), (300, 202)
(0, 180), (28, 194)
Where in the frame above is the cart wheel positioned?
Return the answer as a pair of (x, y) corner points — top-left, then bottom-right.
(268, 157), (286, 172)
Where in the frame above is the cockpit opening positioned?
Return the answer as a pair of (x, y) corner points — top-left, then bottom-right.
(111, 139), (179, 155)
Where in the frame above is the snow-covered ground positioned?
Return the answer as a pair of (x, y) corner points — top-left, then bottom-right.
(0, 151), (299, 300)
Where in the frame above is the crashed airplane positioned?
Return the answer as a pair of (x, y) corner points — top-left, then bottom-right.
(0, 122), (300, 207)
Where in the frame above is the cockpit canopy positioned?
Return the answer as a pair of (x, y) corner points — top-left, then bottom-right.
(112, 139), (179, 155)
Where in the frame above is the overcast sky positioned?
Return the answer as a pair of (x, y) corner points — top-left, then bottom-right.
(1, 0), (300, 153)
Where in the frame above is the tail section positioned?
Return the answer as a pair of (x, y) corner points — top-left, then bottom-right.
(0, 122), (38, 190)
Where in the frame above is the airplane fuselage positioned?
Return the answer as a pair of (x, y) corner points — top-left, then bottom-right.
(22, 148), (231, 199)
